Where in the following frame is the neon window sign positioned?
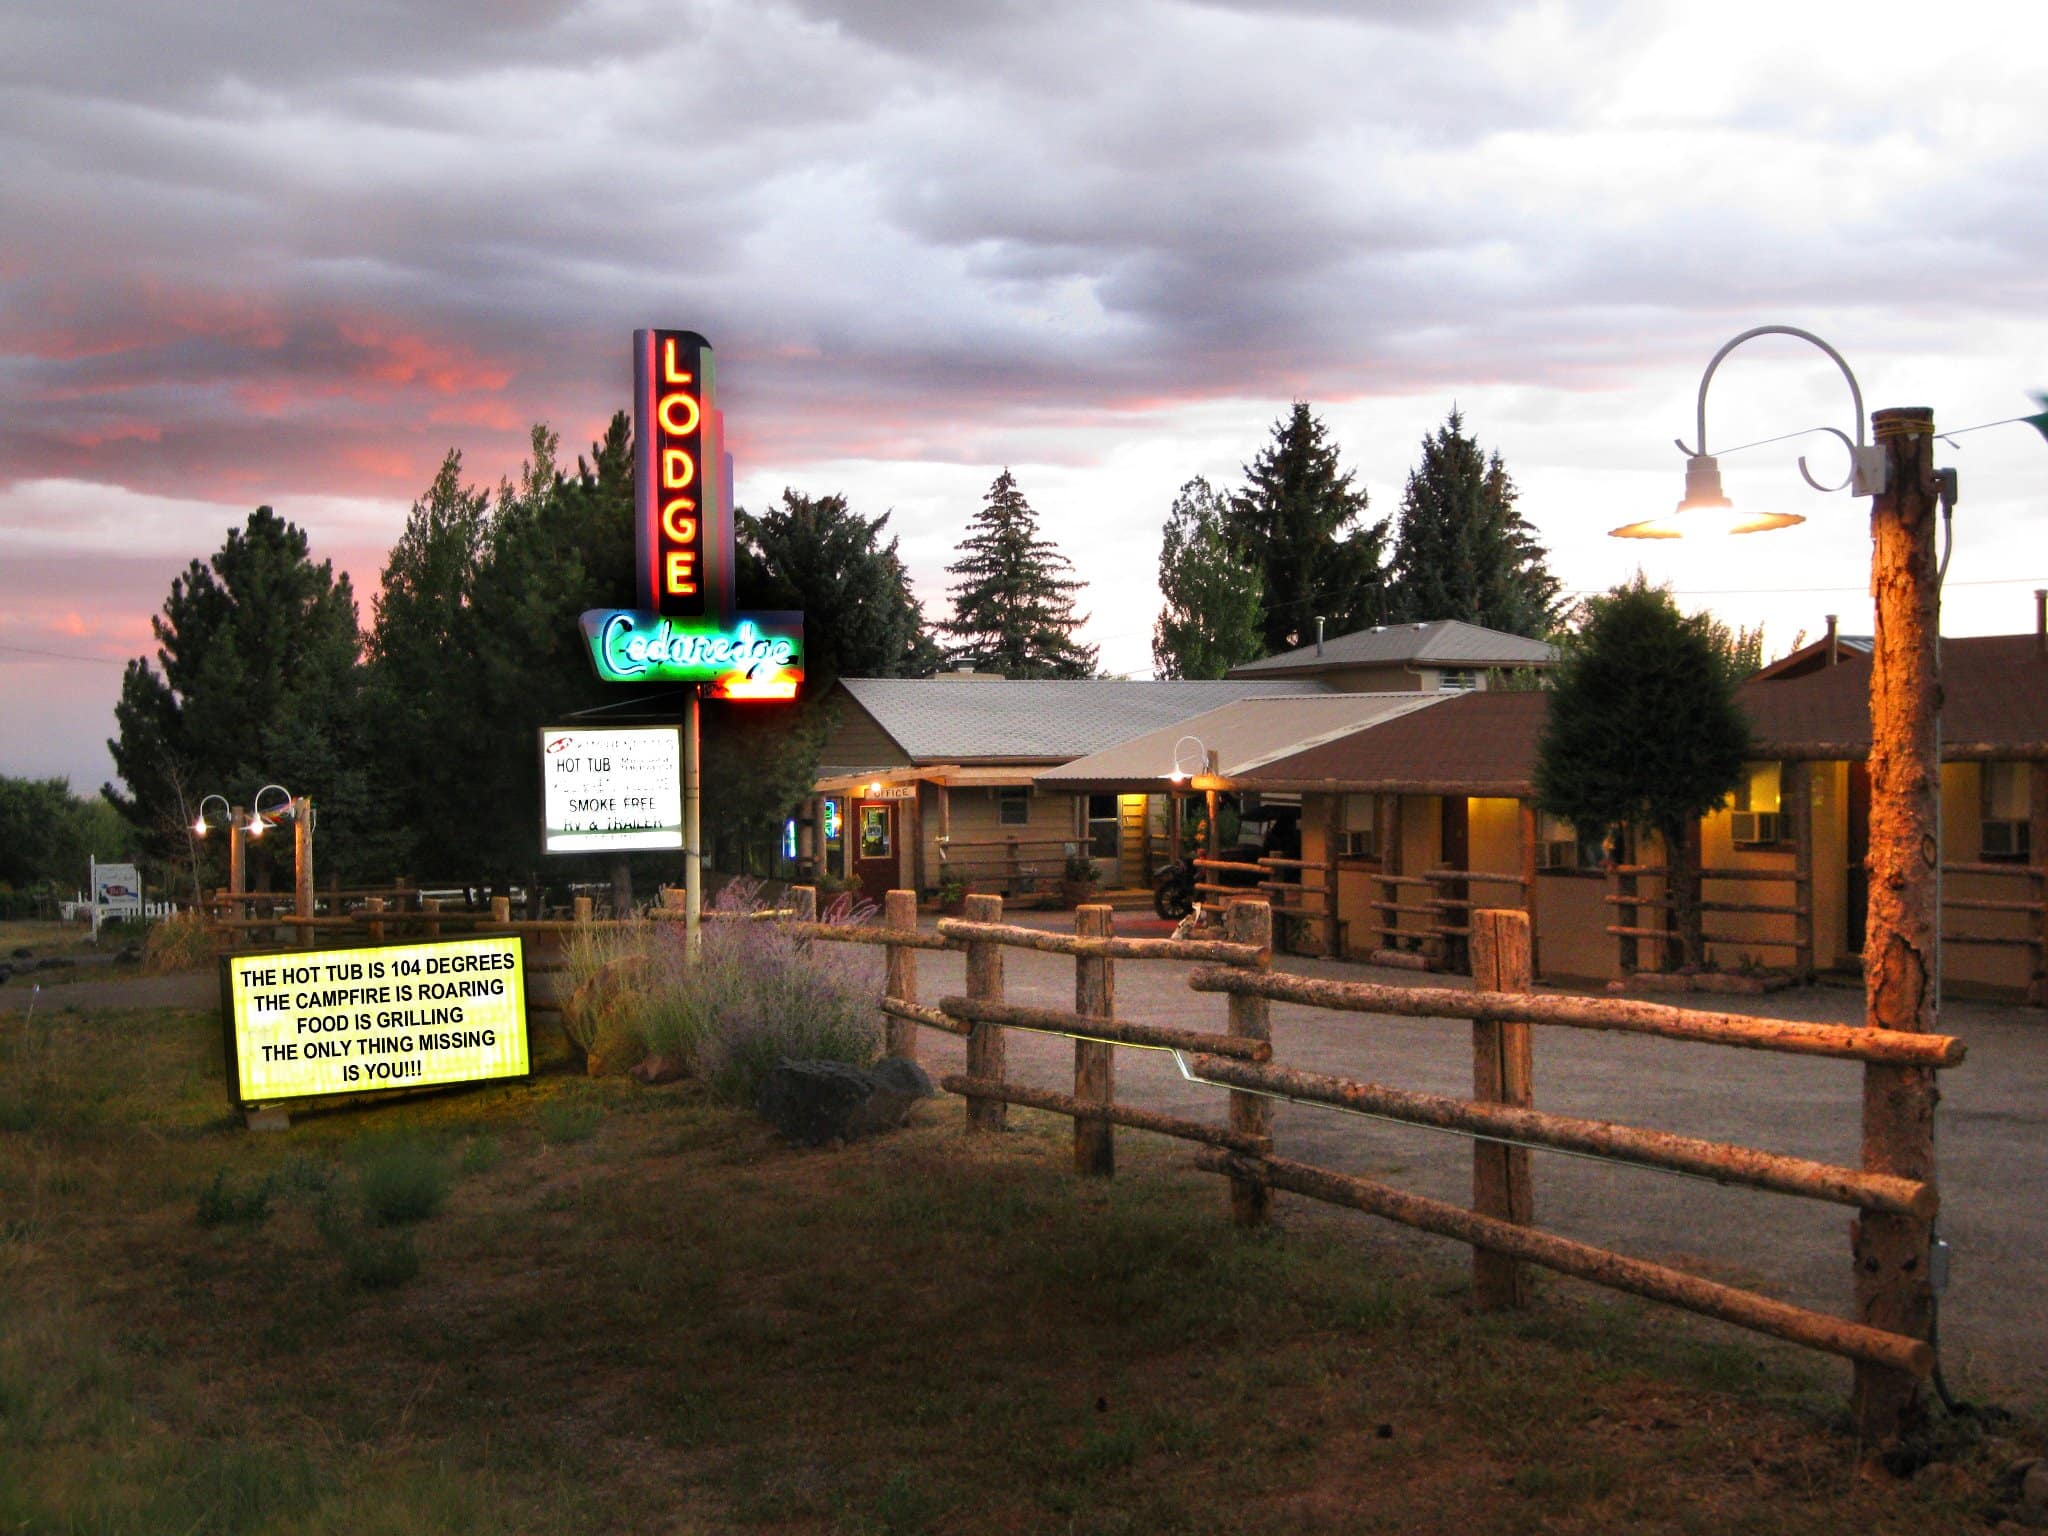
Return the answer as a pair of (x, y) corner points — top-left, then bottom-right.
(580, 610), (804, 699)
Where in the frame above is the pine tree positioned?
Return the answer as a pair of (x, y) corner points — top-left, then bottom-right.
(105, 506), (368, 882)
(1226, 404), (1389, 652)
(941, 469), (1097, 678)
(1534, 576), (1750, 966)
(1388, 408), (1561, 636)
(1152, 476), (1264, 679)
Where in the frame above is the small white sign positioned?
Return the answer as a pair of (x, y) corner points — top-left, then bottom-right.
(859, 783), (917, 801)
(539, 726), (684, 854)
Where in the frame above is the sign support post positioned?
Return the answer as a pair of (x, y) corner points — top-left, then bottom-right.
(685, 685), (702, 959)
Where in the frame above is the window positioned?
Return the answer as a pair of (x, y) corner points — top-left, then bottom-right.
(1729, 762), (1788, 846)
(859, 805), (891, 859)
(1087, 793), (1119, 860)
(1338, 794), (1379, 859)
(1438, 668), (1478, 693)
(997, 787), (1030, 827)
(1982, 763), (2032, 862)
(1536, 811), (1606, 873)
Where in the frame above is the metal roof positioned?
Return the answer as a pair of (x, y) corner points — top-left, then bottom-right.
(830, 676), (1330, 765)
(1036, 693), (1450, 790)
(1239, 690), (1551, 795)
(1227, 618), (1556, 676)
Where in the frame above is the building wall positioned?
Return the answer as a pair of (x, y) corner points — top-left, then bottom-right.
(1533, 869), (1612, 982)
(1941, 761), (2037, 995)
(928, 783), (1082, 897)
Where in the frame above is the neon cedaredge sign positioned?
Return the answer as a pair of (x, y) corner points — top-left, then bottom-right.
(579, 609), (804, 699)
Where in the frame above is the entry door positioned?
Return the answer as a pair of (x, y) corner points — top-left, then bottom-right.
(853, 801), (897, 905)
(1846, 762), (1870, 954)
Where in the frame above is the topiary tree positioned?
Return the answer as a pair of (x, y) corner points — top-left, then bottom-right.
(1534, 576), (1750, 967)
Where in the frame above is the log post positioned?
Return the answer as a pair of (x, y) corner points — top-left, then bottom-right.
(1613, 851), (1638, 977)
(1787, 760), (1816, 980)
(1225, 899), (1274, 1226)
(1853, 405), (1941, 1444)
(884, 889), (919, 1061)
(964, 892), (1006, 1132)
(572, 895), (593, 926)
(1518, 799), (1540, 980)
(365, 895), (386, 944)
(229, 807), (249, 925)
(490, 896), (511, 925)
(1322, 795), (1343, 959)
(2031, 758), (2048, 1008)
(1073, 904), (1115, 1176)
(293, 797), (315, 947)
(1470, 908), (1535, 1309)
(1384, 794), (1405, 950)
(422, 895), (441, 939)
(790, 884), (817, 923)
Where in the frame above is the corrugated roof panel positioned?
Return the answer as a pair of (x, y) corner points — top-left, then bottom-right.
(1038, 693), (1449, 786)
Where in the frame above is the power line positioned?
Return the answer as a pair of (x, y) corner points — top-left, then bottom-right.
(0, 641), (129, 666)
(1563, 575), (2046, 599)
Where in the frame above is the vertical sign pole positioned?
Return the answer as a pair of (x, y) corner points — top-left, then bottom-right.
(685, 685), (703, 962)
(90, 854), (100, 942)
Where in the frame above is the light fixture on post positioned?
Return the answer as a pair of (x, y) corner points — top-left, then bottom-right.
(1618, 324), (1946, 1445)
(1611, 324), (1886, 539)
(248, 784), (295, 839)
(192, 794), (230, 839)
(1166, 735), (1208, 784)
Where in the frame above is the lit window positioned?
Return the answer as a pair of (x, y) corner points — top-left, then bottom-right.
(1982, 762), (2032, 862)
(998, 787), (1030, 827)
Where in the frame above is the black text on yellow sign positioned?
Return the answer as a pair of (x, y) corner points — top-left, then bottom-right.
(221, 936), (530, 1107)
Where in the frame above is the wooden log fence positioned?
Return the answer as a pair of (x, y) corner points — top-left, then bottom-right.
(1607, 860), (1815, 973)
(791, 887), (1954, 1430)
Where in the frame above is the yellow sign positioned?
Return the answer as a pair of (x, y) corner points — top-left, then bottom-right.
(222, 936), (529, 1105)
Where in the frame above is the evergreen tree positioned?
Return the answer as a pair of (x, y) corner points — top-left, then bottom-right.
(362, 447), (500, 880)
(105, 506), (369, 885)
(1227, 403), (1389, 652)
(737, 489), (939, 693)
(1388, 408), (1561, 636)
(1534, 576), (1750, 966)
(941, 469), (1097, 678)
(1152, 476), (1265, 679)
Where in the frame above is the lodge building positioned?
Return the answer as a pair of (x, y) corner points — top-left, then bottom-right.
(802, 615), (2046, 1004)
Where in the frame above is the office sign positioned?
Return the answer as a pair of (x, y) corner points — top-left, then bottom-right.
(221, 936), (529, 1107)
(540, 725), (684, 853)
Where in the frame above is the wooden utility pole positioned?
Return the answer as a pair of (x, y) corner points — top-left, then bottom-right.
(229, 806), (249, 925)
(1853, 406), (1942, 1443)
(293, 796), (315, 946)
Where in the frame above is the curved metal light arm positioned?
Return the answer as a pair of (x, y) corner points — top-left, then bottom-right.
(1168, 735), (1208, 782)
(252, 783), (296, 823)
(1678, 325), (1873, 494)
(193, 793), (230, 835)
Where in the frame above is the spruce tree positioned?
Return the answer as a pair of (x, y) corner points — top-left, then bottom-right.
(941, 469), (1097, 678)
(1152, 476), (1264, 679)
(1388, 408), (1561, 636)
(1226, 403), (1389, 652)
(1534, 576), (1750, 966)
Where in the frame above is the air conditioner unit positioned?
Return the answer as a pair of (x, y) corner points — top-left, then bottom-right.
(1535, 839), (1578, 871)
(1981, 820), (2030, 859)
(1729, 811), (1782, 845)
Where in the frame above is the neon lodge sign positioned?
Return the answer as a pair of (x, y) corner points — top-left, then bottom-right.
(579, 610), (804, 699)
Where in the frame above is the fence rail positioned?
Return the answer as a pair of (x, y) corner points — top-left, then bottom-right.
(778, 887), (1955, 1438)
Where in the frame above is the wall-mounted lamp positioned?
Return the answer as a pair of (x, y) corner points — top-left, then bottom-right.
(192, 794), (231, 839)
(1610, 324), (1885, 539)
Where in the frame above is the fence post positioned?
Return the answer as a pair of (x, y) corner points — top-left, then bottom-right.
(294, 797), (315, 947)
(422, 896), (441, 939)
(1074, 903), (1115, 1176)
(1225, 899), (1273, 1226)
(490, 896), (511, 925)
(572, 895), (592, 928)
(884, 889), (918, 1061)
(790, 885), (817, 923)
(1471, 908), (1535, 1310)
(1613, 857), (1638, 978)
(1787, 761), (1816, 980)
(964, 892), (1006, 1132)
(365, 895), (386, 944)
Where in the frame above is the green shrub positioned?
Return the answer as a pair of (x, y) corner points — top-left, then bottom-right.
(353, 1139), (452, 1225)
(538, 1098), (604, 1145)
(195, 1168), (272, 1228)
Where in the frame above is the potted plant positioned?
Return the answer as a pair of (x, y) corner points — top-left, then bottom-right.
(936, 869), (968, 916)
(1061, 853), (1100, 909)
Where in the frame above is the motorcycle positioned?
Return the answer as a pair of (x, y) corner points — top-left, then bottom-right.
(1151, 857), (1196, 921)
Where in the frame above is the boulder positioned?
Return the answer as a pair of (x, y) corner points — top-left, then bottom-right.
(758, 1056), (934, 1146)
(629, 1053), (691, 1085)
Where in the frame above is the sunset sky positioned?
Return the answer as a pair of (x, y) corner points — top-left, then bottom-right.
(4, 0), (2045, 794)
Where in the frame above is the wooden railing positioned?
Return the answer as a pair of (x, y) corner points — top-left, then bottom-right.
(1362, 868), (1531, 973)
(936, 835), (1077, 894)
(785, 887), (1958, 1440)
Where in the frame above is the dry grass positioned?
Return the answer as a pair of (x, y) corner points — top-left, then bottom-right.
(0, 998), (2039, 1534)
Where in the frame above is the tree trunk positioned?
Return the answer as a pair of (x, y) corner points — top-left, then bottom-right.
(1664, 819), (1703, 968)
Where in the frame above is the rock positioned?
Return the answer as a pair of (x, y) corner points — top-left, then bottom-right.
(10, 946), (31, 959)
(758, 1056), (931, 1145)
(630, 1053), (691, 1085)
(36, 956), (74, 971)
(2024, 1460), (2048, 1514)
